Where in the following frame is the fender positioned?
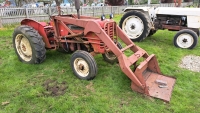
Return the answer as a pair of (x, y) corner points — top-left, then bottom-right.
(123, 7), (151, 12)
(123, 7), (156, 29)
(21, 19), (51, 48)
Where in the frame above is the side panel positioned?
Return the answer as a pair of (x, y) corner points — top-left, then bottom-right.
(187, 16), (200, 28)
(21, 19), (51, 48)
(155, 7), (200, 16)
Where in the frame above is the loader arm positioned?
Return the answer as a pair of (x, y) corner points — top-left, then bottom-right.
(102, 22), (175, 102)
(95, 20), (176, 102)
(115, 22), (176, 102)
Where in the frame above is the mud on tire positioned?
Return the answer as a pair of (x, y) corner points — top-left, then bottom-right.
(148, 30), (157, 37)
(13, 25), (46, 64)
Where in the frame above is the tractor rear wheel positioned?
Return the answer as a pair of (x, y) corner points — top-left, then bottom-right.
(13, 25), (46, 64)
(70, 50), (98, 80)
(173, 29), (198, 49)
(119, 10), (151, 42)
(102, 42), (122, 64)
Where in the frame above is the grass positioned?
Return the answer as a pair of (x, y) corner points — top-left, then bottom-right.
(0, 15), (200, 113)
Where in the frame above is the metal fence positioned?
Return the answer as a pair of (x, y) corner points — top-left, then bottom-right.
(0, 2), (193, 27)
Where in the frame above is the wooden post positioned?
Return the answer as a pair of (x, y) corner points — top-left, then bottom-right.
(117, 6), (119, 15)
(92, 7), (94, 17)
(102, 7), (104, 15)
(199, 0), (200, 7)
(178, 0), (182, 7)
(148, 0), (151, 5)
(81, 7), (82, 15)
(0, 16), (2, 28)
(25, 8), (29, 18)
(49, 7), (52, 15)
(111, 6), (113, 14)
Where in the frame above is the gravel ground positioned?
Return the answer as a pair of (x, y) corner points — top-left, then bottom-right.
(179, 55), (200, 72)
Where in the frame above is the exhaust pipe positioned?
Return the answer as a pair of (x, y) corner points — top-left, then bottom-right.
(75, 0), (80, 19)
(55, 0), (61, 15)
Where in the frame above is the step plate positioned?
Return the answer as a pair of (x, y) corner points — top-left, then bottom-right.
(145, 71), (176, 102)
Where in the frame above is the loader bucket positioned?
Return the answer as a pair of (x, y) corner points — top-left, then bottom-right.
(117, 53), (176, 102)
(132, 55), (176, 102)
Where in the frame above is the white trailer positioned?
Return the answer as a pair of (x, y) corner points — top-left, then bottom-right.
(119, 7), (200, 49)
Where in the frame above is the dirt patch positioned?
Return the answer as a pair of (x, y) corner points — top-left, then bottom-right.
(0, 28), (6, 30)
(86, 82), (95, 92)
(179, 55), (200, 72)
(42, 79), (68, 96)
(1, 101), (9, 106)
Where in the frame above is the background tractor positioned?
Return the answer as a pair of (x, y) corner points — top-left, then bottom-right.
(12, 0), (176, 102)
(120, 7), (200, 49)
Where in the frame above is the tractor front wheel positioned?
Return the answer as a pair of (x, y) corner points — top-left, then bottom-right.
(173, 29), (198, 49)
(70, 50), (98, 80)
(13, 25), (46, 64)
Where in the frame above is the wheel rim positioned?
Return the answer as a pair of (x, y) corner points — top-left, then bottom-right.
(74, 58), (89, 77)
(122, 15), (144, 39)
(176, 33), (194, 48)
(15, 34), (32, 61)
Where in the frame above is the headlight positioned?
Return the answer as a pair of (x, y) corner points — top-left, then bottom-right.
(101, 14), (105, 21)
(110, 13), (114, 19)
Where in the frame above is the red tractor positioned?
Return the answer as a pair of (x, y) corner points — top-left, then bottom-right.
(12, 0), (176, 102)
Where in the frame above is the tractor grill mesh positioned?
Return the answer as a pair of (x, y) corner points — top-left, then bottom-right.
(101, 22), (115, 49)
(104, 22), (114, 39)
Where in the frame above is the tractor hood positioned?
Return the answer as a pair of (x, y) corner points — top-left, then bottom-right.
(155, 7), (200, 16)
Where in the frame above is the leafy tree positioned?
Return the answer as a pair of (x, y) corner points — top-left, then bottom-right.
(105, 0), (124, 5)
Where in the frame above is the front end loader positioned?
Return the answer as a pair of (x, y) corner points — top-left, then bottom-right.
(12, 0), (176, 102)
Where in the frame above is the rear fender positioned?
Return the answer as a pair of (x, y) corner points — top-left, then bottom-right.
(124, 7), (156, 27)
(21, 19), (51, 48)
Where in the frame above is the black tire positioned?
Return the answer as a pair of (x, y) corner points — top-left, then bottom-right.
(148, 30), (157, 37)
(102, 42), (122, 64)
(173, 29), (198, 49)
(70, 50), (98, 80)
(13, 25), (46, 64)
(119, 10), (151, 42)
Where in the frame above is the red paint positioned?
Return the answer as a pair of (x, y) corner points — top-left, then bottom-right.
(21, 19), (52, 48)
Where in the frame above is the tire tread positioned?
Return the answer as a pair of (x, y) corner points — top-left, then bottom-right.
(13, 25), (46, 64)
